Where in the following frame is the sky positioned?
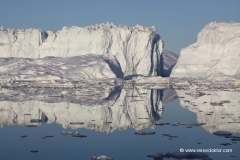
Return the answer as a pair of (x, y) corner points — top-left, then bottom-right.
(0, 0), (240, 54)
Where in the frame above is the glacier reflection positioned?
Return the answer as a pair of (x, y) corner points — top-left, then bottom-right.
(1, 86), (239, 134)
(176, 90), (240, 134)
(0, 85), (163, 132)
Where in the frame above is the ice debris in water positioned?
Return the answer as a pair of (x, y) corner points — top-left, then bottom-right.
(147, 151), (209, 159)
(213, 131), (232, 136)
(91, 155), (113, 160)
(134, 131), (155, 135)
(61, 131), (73, 135)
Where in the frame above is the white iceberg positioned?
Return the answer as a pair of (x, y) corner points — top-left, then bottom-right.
(171, 21), (240, 78)
(0, 23), (163, 77)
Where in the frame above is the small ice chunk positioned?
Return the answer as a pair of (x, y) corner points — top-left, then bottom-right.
(213, 131), (232, 136)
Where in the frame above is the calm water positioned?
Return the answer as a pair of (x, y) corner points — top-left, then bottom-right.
(0, 87), (240, 160)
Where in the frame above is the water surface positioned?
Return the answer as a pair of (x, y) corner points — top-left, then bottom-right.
(0, 87), (239, 160)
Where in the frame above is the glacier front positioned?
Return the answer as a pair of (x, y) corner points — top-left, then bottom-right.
(0, 23), (163, 77)
(171, 21), (240, 78)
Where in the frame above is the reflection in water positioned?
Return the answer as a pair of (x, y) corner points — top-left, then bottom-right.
(176, 90), (240, 133)
(161, 89), (178, 103)
(0, 86), (239, 135)
(0, 86), (240, 160)
(0, 85), (164, 132)
(1, 86), (239, 135)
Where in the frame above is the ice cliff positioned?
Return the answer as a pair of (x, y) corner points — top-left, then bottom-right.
(171, 21), (240, 78)
(0, 23), (163, 77)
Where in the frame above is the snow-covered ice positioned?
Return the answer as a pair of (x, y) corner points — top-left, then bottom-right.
(0, 55), (122, 84)
(0, 23), (163, 76)
(171, 21), (240, 78)
(1, 21), (239, 85)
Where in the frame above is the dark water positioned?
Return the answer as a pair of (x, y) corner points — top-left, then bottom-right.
(0, 87), (239, 160)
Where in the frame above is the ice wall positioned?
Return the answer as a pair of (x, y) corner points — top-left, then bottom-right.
(171, 21), (240, 77)
(0, 28), (43, 58)
(0, 23), (163, 76)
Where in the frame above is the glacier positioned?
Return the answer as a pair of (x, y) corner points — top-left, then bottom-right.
(171, 21), (240, 78)
(0, 23), (163, 77)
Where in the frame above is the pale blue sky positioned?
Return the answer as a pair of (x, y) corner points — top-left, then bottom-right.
(0, 0), (240, 54)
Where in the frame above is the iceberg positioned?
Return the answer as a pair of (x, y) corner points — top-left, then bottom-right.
(171, 21), (240, 78)
(0, 23), (163, 77)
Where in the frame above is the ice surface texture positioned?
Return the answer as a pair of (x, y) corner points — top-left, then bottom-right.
(0, 23), (163, 77)
(0, 55), (122, 82)
(171, 21), (240, 77)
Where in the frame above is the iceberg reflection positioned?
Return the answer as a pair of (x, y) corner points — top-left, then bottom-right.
(176, 90), (240, 134)
(0, 86), (163, 132)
